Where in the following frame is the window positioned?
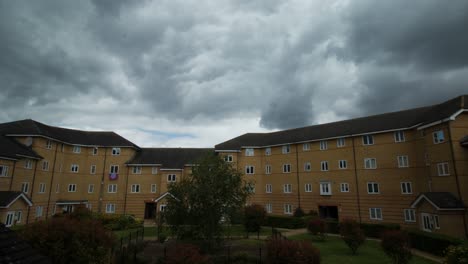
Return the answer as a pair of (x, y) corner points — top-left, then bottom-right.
(73, 146), (81, 153)
(265, 148), (271, 156)
(14, 211), (22, 224)
(61, 144), (64, 152)
(245, 148), (254, 156)
(265, 203), (273, 213)
(265, 165), (272, 174)
(36, 206), (43, 217)
(38, 183), (46, 193)
(339, 160), (347, 169)
(45, 140), (52, 149)
(369, 208), (382, 220)
(21, 182), (30, 193)
(55, 183), (60, 193)
(437, 162), (449, 176)
(107, 184), (117, 193)
(151, 184), (157, 193)
(106, 204), (115, 213)
(283, 184), (292, 193)
(364, 158), (377, 169)
(398, 156), (409, 168)
(337, 138), (346, 147)
(303, 143), (310, 151)
(92, 147), (98, 155)
(367, 182), (380, 194)
(247, 184), (255, 193)
(433, 215), (440, 229)
(305, 183), (312, 192)
(362, 135), (374, 145)
(320, 182), (332, 195)
(0, 165), (8, 177)
(421, 213), (439, 231)
(24, 159), (32, 169)
(433, 130), (445, 144)
(340, 183), (350, 192)
(167, 174), (177, 182)
(131, 184), (140, 193)
(394, 131), (405, 142)
(132, 166), (142, 174)
(112, 147), (121, 155)
(160, 204), (167, 212)
(404, 209), (416, 222)
(283, 164), (291, 173)
(90, 165), (96, 174)
(40, 160), (48, 171)
(152, 167), (158, 174)
(71, 164), (79, 173)
(68, 184), (77, 192)
(224, 155), (233, 162)
(401, 182), (412, 194)
(282, 145), (290, 154)
(304, 162), (311, 172)
(284, 204), (293, 215)
(320, 161), (329, 171)
(5, 212), (15, 227)
(110, 165), (119, 174)
(245, 166), (255, 174)
(88, 184), (94, 193)
(265, 184), (272, 193)
(320, 140), (328, 150)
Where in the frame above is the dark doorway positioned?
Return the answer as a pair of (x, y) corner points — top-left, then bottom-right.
(318, 206), (338, 220)
(144, 203), (156, 219)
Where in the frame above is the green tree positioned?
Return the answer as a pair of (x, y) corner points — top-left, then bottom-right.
(164, 153), (251, 250)
(244, 204), (266, 233)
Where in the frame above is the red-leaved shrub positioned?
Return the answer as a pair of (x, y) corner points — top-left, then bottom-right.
(164, 243), (211, 264)
(381, 230), (412, 264)
(339, 219), (365, 255)
(307, 219), (327, 241)
(266, 238), (320, 264)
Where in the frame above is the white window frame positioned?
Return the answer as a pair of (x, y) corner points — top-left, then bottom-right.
(265, 164), (272, 174)
(107, 184), (117, 193)
(340, 183), (350, 192)
(0, 165), (9, 177)
(282, 164), (291, 173)
(151, 184), (157, 193)
(284, 204), (293, 215)
(337, 138), (346, 147)
(167, 174), (177, 182)
(283, 184), (292, 193)
(320, 182), (332, 195)
(110, 165), (119, 174)
(437, 162), (449, 176)
(400, 182), (412, 194)
(362, 135), (374, 145)
(303, 143), (310, 151)
(24, 159), (32, 169)
(160, 204), (167, 212)
(5, 212), (15, 227)
(112, 147), (121, 155)
(394, 131), (405, 142)
(282, 145), (290, 154)
(224, 155), (233, 162)
(364, 158), (377, 169)
(72, 146), (81, 153)
(71, 164), (79, 173)
(421, 213), (439, 231)
(367, 182), (380, 194)
(304, 162), (311, 172)
(92, 147), (98, 155)
(320, 140), (328, 150)
(304, 183), (312, 192)
(245, 148), (254, 156)
(36, 206), (43, 217)
(398, 155), (409, 168)
(369, 208), (383, 220)
(265, 148), (271, 156)
(265, 203), (273, 213)
(45, 140), (52, 149)
(132, 166), (142, 174)
(265, 184), (272, 193)
(68, 184), (77, 192)
(245, 166), (255, 174)
(339, 160), (347, 169)
(38, 183), (46, 193)
(320, 161), (329, 171)
(42, 160), (49, 171)
(151, 167), (158, 175)
(106, 204), (115, 214)
(90, 165), (96, 174)
(15, 211), (22, 224)
(131, 184), (140, 193)
(21, 182), (30, 193)
(88, 184), (94, 193)
(433, 130), (445, 144)
(404, 209), (416, 222)
(55, 183), (60, 193)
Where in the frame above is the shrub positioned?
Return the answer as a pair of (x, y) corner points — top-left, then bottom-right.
(266, 238), (320, 264)
(444, 245), (468, 264)
(293, 207), (305, 217)
(244, 204), (266, 233)
(339, 219), (365, 255)
(266, 215), (306, 229)
(360, 223), (400, 238)
(407, 229), (462, 256)
(163, 243), (211, 264)
(307, 219), (327, 241)
(381, 230), (412, 264)
(325, 220), (339, 234)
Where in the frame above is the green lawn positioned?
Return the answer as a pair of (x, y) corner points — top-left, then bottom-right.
(289, 234), (437, 264)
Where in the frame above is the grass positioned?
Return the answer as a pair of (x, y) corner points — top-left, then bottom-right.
(289, 234), (437, 264)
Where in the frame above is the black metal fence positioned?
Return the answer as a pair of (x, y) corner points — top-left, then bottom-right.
(110, 227), (145, 263)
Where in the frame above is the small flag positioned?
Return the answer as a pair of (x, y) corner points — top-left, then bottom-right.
(109, 173), (118, 180)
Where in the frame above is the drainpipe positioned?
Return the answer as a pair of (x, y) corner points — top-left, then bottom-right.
(295, 144), (301, 209)
(45, 142), (59, 218)
(98, 148), (108, 213)
(352, 137), (362, 223)
(26, 159), (39, 224)
(8, 160), (17, 191)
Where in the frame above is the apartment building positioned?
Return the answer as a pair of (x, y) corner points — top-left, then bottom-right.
(215, 95), (468, 238)
(0, 119), (211, 225)
(0, 95), (467, 238)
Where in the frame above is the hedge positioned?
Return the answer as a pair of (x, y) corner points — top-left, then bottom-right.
(266, 215), (307, 229)
(360, 223), (400, 238)
(407, 229), (463, 256)
(325, 220), (340, 234)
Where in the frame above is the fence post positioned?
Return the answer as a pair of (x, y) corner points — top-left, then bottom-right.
(259, 246), (262, 263)
(227, 246), (230, 263)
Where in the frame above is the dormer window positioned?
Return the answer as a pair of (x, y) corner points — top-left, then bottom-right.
(112, 148), (121, 155)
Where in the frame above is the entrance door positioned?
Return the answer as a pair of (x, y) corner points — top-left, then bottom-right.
(144, 203), (156, 219)
(318, 206), (339, 220)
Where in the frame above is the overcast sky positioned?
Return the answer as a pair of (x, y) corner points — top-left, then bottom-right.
(1, 0), (467, 147)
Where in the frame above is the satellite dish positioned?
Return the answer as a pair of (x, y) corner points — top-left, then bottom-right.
(25, 137), (33, 147)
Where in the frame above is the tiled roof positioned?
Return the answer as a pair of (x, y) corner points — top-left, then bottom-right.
(215, 95), (468, 150)
(411, 192), (465, 210)
(127, 148), (214, 169)
(0, 224), (51, 264)
(0, 119), (138, 148)
(0, 136), (42, 160)
(0, 191), (33, 208)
